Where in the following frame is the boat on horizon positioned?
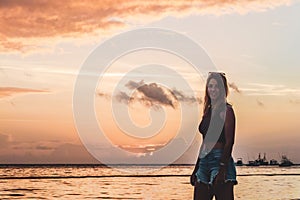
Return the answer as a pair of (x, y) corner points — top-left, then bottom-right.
(279, 155), (293, 167)
(246, 160), (260, 166)
(246, 153), (269, 166)
(236, 153), (296, 167)
(235, 158), (244, 166)
(269, 159), (279, 165)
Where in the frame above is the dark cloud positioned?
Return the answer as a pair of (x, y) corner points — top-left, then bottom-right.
(172, 88), (202, 104)
(115, 80), (180, 109)
(229, 82), (241, 93)
(115, 91), (133, 104)
(137, 82), (178, 108)
(109, 80), (203, 109)
(35, 145), (54, 150)
(12, 141), (54, 151)
(97, 92), (110, 100)
(47, 143), (99, 163)
(0, 143), (100, 164)
(116, 80), (178, 108)
(289, 99), (300, 104)
(256, 99), (264, 107)
(125, 80), (144, 90)
(0, 87), (48, 98)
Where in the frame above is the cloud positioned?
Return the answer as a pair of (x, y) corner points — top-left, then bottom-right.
(113, 80), (201, 109)
(117, 80), (178, 109)
(0, 142), (100, 164)
(0, 87), (48, 98)
(118, 143), (166, 155)
(256, 99), (264, 107)
(48, 143), (99, 163)
(97, 92), (110, 100)
(229, 82), (241, 93)
(135, 82), (177, 108)
(0, 140), (199, 164)
(10, 140), (58, 151)
(172, 88), (202, 104)
(0, 0), (293, 53)
(35, 145), (54, 150)
(289, 99), (300, 104)
(241, 83), (300, 96)
(125, 80), (144, 90)
(115, 91), (133, 104)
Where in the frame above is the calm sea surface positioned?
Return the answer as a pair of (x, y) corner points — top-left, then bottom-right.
(0, 165), (299, 200)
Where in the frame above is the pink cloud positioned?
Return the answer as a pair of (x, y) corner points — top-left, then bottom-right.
(0, 87), (48, 98)
(0, 0), (292, 53)
(229, 82), (241, 93)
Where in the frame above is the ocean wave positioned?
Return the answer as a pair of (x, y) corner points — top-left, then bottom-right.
(1, 173), (300, 180)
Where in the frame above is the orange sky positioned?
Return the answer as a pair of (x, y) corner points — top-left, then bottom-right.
(1, 0), (300, 164)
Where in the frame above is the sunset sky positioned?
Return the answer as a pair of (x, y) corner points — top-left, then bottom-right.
(1, 0), (300, 164)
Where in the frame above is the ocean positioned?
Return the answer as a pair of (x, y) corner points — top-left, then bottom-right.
(0, 165), (299, 200)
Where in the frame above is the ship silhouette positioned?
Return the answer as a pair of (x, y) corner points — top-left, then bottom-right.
(279, 155), (294, 167)
(269, 159), (279, 165)
(246, 153), (269, 166)
(235, 158), (243, 166)
(236, 153), (294, 167)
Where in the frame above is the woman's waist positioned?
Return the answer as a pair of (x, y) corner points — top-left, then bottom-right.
(203, 141), (225, 149)
(199, 142), (224, 158)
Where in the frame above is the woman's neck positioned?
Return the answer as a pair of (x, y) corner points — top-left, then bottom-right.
(211, 99), (225, 110)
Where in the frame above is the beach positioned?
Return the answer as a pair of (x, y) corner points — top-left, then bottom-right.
(0, 165), (299, 200)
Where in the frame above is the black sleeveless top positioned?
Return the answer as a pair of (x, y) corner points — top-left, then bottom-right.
(198, 103), (232, 144)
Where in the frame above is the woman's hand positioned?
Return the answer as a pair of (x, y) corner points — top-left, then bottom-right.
(190, 170), (197, 186)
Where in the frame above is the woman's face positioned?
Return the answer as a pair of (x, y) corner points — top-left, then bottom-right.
(207, 78), (220, 101)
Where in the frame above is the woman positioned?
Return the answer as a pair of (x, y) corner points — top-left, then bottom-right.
(191, 72), (238, 200)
